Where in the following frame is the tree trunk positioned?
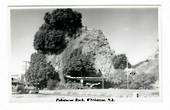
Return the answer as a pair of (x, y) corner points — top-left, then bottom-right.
(58, 72), (65, 84)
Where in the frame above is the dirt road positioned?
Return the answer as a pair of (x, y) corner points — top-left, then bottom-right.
(10, 89), (159, 102)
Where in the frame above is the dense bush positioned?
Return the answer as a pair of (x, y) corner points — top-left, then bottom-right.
(105, 70), (157, 89)
(63, 48), (101, 77)
(33, 9), (82, 54)
(112, 54), (131, 70)
(129, 73), (157, 89)
(105, 70), (129, 89)
(25, 52), (60, 89)
(47, 79), (58, 90)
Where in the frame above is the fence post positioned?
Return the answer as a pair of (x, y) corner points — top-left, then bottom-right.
(102, 78), (104, 89)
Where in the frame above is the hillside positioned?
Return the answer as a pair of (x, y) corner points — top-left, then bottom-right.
(134, 49), (159, 79)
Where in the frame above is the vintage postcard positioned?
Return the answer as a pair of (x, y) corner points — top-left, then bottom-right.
(9, 5), (160, 102)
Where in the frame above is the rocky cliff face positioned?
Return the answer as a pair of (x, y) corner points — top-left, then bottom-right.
(79, 29), (115, 77)
(46, 29), (115, 83)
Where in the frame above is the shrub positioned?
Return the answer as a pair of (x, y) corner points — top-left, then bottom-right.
(112, 54), (131, 70)
(129, 73), (157, 89)
(63, 48), (101, 77)
(105, 70), (128, 89)
(105, 70), (157, 89)
(47, 79), (58, 90)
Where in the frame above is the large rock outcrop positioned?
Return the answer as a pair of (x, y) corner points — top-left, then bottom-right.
(46, 29), (115, 83)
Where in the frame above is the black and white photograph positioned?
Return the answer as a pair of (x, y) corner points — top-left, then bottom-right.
(9, 6), (160, 102)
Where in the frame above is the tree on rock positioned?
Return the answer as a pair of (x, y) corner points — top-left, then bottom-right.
(33, 8), (82, 54)
(45, 9), (82, 35)
(25, 52), (60, 89)
(31, 9), (83, 85)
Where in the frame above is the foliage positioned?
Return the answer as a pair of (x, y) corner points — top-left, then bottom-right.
(33, 28), (66, 54)
(44, 9), (82, 35)
(25, 52), (60, 89)
(112, 54), (131, 70)
(33, 9), (82, 54)
(63, 48), (101, 77)
(55, 81), (90, 89)
(105, 70), (128, 89)
(47, 79), (58, 90)
(105, 69), (157, 89)
(129, 73), (157, 89)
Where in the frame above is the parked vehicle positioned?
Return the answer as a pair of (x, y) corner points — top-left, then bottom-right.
(12, 84), (39, 94)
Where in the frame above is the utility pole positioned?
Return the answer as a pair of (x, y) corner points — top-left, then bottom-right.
(21, 61), (30, 83)
(24, 61), (30, 72)
(126, 58), (129, 89)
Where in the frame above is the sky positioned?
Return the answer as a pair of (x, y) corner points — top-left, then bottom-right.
(10, 8), (158, 75)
